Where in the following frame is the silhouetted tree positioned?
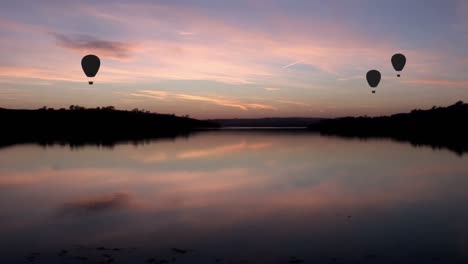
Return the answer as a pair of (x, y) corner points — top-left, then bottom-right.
(102, 106), (115, 111)
(308, 101), (468, 155)
(0, 105), (219, 148)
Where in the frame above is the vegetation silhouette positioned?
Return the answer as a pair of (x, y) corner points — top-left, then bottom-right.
(308, 101), (468, 155)
(0, 105), (219, 148)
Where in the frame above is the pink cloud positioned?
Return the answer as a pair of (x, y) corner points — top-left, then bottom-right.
(403, 78), (468, 87)
(275, 99), (311, 107)
(0, 2), (442, 88)
(0, 66), (82, 82)
(264, 87), (281, 91)
(71, 2), (420, 81)
(0, 18), (49, 34)
(52, 33), (137, 61)
(0, 1), (465, 118)
(131, 90), (277, 111)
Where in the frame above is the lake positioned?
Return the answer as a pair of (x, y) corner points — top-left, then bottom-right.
(1, 130), (468, 263)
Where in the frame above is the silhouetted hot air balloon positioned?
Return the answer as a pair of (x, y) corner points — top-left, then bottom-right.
(366, 70), (381, 94)
(81, 55), (100, 85)
(391, 53), (406, 77)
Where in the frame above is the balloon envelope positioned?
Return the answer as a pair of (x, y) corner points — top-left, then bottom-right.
(391, 53), (406, 72)
(81, 55), (100, 78)
(366, 70), (381, 88)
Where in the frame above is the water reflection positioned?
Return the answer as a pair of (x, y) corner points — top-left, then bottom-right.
(0, 131), (468, 263)
(59, 192), (133, 216)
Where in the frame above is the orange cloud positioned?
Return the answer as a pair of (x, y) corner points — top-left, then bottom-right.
(0, 2), (441, 89)
(130, 90), (169, 100)
(1, 1), (463, 118)
(0, 66), (81, 82)
(70, 2), (417, 82)
(0, 18), (48, 34)
(403, 78), (468, 87)
(131, 90), (277, 111)
(264, 87), (281, 91)
(175, 94), (276, 111)
(276, 99), (311, 107)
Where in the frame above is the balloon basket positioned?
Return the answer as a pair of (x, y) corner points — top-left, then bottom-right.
(88, 81), (94, 85)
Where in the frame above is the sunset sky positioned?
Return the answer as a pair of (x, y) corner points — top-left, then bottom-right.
(1, 0), (467, 118)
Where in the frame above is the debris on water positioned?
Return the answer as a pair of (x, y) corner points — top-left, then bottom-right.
(74, 244), (90, 250)
(171, 248), (189, 254)
(289, 256), (304, 263)
(26, 252), (40, 262)
(72, 256), (89, 261)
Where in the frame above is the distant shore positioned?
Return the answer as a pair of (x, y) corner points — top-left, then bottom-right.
(0, 106), (219, 147)
(2, 102), (468, 155)
(308, 101), (468, 155)
(207, 117), (322, 127)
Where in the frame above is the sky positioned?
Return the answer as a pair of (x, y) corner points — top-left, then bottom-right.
(0, 0), (467, 118)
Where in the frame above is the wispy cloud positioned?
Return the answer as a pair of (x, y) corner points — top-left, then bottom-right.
(130, 90), (169, 100)
(73, 2), (413, 82)
(403, 78), (468, 87)
(264, 87), (281, 91)
(0, 17), (49, 33)
(0, 1), (466, 117)
(175, 94), (276, 111)
(132, 90), (277, 111)
(177, 31), (196, 36)
(52, 33), (136, 60)
(276, 99), (311, 107)
(0, 66), (81, 82)
(282, 60), (305, 69)
(0, 2), (434, 87)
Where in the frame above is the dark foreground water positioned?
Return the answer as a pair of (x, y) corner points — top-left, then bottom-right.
(1, 130), (468, 263)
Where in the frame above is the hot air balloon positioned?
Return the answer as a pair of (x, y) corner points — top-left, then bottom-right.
(366, 70), (381, 94)
(81, 55), (100, 85)
(391, 53), (406, 77)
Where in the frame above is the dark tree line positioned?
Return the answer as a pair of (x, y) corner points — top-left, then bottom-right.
(308, 101), (468, 155)
(0, 106), (219, 148)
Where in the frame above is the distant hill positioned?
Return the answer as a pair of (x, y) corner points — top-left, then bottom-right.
(0, 106), (219, 147)
(308, 101), (468, 155)
(208, 117), (323, 127)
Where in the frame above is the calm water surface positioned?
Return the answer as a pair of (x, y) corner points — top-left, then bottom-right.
(1, 131), (468, 263)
